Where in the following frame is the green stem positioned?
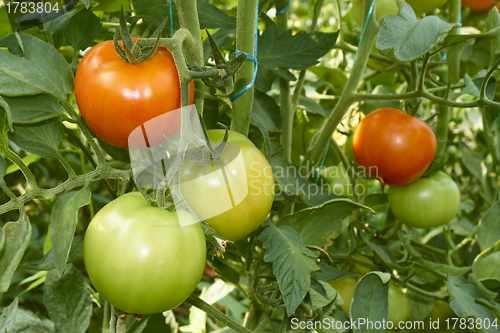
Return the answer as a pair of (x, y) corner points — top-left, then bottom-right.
(303, 0), (380, 166)
(174, 0), (205, 115)
(186, 294), (253, 333)
(434, 103), (451, 163)
(230, 0), (259, 136)
(243, 237), (262, 330)
(5, 150), (38, 190)
(102, 301), (110, 333)
(390, 275), (447, 301)
(60, 99), (107, 165)
(275, 0), (293, 162)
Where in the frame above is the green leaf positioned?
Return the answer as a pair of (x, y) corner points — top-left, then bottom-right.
(248, 109), (272, 162)
(252, 91), (281, 132)
(310, 280), (339, 311)
(0, 5), (12, 40)
(20, 236), (84, 271)
(50, 189), (91, 276)
(416, 258), (471, 279)
(0, 299), (55, 333)
(203, 29), (235, 62)
(447, 42), (468, 85)
(277, 199), (373, 248)
(94, 0), (132, 12)
(257, 27), (338, 91)
(487, 8), (500, 57)
(298, 96), (329, 117)
(478, 201), (500, 251)
(43, 265), (92, 333)
(0, 32), (73, 99)
(460, 142), (483, 181)
(197, 0), (236, 30)
(258, 221), (319, 315)
(377, 3), (456, 61)
(0, 298), (19, 333)
(448, 276), (498, 333)
(350, 272), (391, 333)
(3, 94), (63, 124)
(0, 216), (32, 292)
(9, 119), (62, 159)
(363, 193), (388, 208)
(308, 66), (347, 95)
(64, 8), (102, 52)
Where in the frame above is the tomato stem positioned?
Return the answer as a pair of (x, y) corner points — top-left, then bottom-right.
(230, 0), (259, 136)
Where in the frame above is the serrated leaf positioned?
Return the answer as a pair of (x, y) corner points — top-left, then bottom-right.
(277, 199), (372, 248)
(43, 265), (92, 333)
(448, 276), (498, 333)
(0, 32), (73, 99)
(377, 3), (456, 61)
(45, 10), (77, 35)
(50, 189), (91, 276)
(256, 27), (338, 91)
(20, 236), (84, 271)
(258, 221), (319, 315)
(0, 216), (31, 292)
(197, 0), (236, 30)
(477, 201), (500, 251)
(0, 298), (18, 333)
(9, 119), (62, 159)
(64, 8), (102, 52)
(350, 272), (391, 333)
(3, 94), (63, 124)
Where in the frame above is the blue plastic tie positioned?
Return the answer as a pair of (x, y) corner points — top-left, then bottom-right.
(276, 0), (291, 16)
(169, 0), (174, 37)
(230, 1), (259, 102)
(314, 141), (330, 184)
(354, 0), (376, 62)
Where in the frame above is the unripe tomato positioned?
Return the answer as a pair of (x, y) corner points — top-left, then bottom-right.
(406, 0), (448, 15)
(352, 0), (399, 25)
(180, 130), (275, 241)
(424, 300), (456, 331)
(388, 171), (460, 228)
(462, 0), (498, 12)
(388, 283), (410, 324)
(352, 108), (437, 186)
(83, 192), (206, 314)
(328, 277), (357, 314)
(320, 164), (352, 197)
(75, 40), (194, 149)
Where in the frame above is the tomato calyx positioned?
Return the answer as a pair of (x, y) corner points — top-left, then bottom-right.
(113, 6), (165, 65)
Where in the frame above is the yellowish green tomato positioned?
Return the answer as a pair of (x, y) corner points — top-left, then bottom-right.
(352, 0), (399, 25)
(329, 277), (358, 314)
(388, 283), (410, 324)
(320, 164), (352, 197)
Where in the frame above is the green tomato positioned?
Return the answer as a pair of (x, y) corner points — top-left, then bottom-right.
(388, 283), (410, 324)
(83, 192), (206, 314)
(320, 164), (352, 197)
(352, 0), (399, 25)
(406, 0), (448, 16)
(180, 130), (275, 242)
(388, 171), (460, 228)
(424, 300), (455, 331)
(354, 254), (373, 274)
(329, 277), (357, 314)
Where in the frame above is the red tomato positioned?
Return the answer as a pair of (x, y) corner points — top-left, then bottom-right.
(352, 108), (437, 186)
(75, 39), (194, 149)
(462, 0), (498, 12)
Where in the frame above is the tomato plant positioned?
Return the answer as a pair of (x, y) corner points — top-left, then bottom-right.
(74, 40), (194, 149)
(352, 0), (399, 25)
(462, 0), (498, 12)
(328, 277), (357, 314)
(388, 171), (460, 228)
(83, 192), (206, 314)
(352, 108), (437, 186)
(406, 0), (449, 15)
(180, 129), (275, 241)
